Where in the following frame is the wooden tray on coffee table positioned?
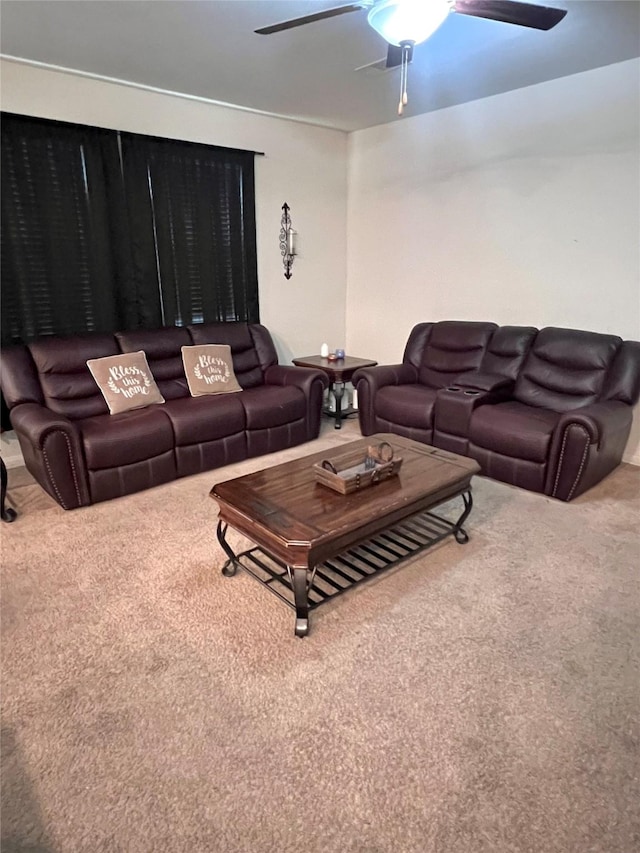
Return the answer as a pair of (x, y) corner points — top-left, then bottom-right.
(313, 441), (402, 495)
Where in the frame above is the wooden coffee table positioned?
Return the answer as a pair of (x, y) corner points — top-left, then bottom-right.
(210, 434), (480, 637)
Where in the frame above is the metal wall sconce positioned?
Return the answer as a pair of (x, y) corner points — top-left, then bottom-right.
(280, 202), (297, 280)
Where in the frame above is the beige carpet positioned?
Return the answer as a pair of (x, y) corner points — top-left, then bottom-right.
(1, 420), (639, 853)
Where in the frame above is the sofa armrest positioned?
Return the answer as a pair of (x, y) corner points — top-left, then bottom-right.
(452, 371), (515, 395)
(351, 363), (418, 391)
(555, 401), (631, 445)
(352, 364), (418, 436)
(264, 364), (328, 393)
(264, 365), (328, 439)
(547, 401), (633, 501)
(9, 403), (90, 509)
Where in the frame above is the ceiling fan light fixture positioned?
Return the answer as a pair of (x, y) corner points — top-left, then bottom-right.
(367, 0), (451, 46)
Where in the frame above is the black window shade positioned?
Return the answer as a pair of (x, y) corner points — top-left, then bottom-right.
(119, 132), (259, 327)
(1, 113), (259, 348)
(1, 116), (128, 341)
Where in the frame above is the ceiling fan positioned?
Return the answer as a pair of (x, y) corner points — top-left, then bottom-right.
(255, 0), (568, 115)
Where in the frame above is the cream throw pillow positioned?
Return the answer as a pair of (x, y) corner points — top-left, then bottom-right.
(87, 351), (165, 415)
(181, 344), (242, 397)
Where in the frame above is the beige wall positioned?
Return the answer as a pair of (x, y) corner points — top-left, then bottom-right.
(0, 58), (349, 364)
(347, 59), (640, 463)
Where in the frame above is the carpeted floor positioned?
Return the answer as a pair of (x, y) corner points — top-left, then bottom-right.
(1, 420), (639, 853)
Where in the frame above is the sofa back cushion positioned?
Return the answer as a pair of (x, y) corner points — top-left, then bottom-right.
(602, 341), (640, 405)
(403, 323), (434, 370)
(28, 334), (119, 419)
(116, 326), (191, 400)
(187, 322), (277, 389)
(418, 321), (497, 389)
(480, 326), (538, 379)
(1, 345), (44, 409)
(514, 327), (622, 412)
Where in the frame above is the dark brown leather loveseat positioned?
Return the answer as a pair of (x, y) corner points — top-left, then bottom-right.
(353, 321), (640, 501)
(1, 322), (327, 509)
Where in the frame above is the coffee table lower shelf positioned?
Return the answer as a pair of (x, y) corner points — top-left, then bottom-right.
(217, 492), (472, 637)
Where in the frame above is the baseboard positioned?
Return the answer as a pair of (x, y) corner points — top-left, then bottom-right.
(623, 452), (640, 467)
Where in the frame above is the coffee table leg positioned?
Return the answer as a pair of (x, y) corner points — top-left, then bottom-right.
(453, 491), (473, 544)
(292, 568), (310, 637)
(216, 521), (240, 577)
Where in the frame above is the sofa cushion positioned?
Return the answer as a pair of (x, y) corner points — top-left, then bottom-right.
(87, 351), (165, 414)
(181, 345), (242, 396)
(162, 395), (245, 446)
(418, 322), (497, 389)
(479, 326), (538, 379)
(28, 333), (120, 420)
(188, 322), (268, 389)
(116, 326), (191, 401)
(375, 385), (437, 430)
(1, 345), (45, 408)
(604, 341), (640, 405)
(514, 327), (622, 412)
(240, 385), (306, 429)
(79, 407), (174, 470)
(469, 401), (560, 463)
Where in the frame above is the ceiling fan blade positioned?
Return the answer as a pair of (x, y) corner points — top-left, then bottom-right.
(386, 43), (414, 68)
(255, 3), (365, 35)
(453, 0), (567, 30)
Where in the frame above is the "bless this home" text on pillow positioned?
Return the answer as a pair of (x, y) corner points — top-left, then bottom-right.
(181, 344), (243, 397)
(87, 351), (165, 414)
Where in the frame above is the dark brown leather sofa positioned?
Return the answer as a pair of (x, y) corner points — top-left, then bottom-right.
(1, 322), (327, 509)
(353, 321), (640, 501)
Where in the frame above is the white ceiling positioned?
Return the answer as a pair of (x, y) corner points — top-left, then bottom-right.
(1, 1), (638, 131)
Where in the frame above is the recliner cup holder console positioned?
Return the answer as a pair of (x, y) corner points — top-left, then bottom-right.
(445, 386), (480, 395)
